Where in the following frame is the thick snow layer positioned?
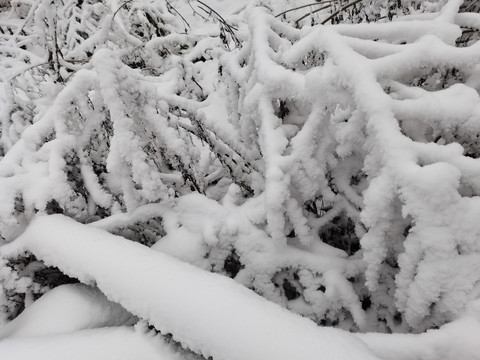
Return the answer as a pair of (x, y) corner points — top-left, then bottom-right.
(5, 214), (380, 360)
(0, 326), (184, 360)
(0, 283), (134, 339)
(359, 314), (480, 360)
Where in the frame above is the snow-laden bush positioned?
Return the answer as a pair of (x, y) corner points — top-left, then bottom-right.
(0, 0), (224, 321)
(212, 0), (480, 332)
(1, 0), (480, 341)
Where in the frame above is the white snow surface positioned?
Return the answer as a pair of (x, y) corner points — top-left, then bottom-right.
(359, 312), (480, 360)
(0, 326), (184, 360)
(2, 214), (380, 360)
(0, 283), (134, 339)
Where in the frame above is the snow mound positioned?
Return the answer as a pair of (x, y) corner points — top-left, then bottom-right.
(0, 283), (134, 339)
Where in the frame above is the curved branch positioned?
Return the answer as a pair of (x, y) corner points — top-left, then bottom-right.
(295, 4), (333, 24)
(275, 0), (336, 18)
(321, 0), (363, 25)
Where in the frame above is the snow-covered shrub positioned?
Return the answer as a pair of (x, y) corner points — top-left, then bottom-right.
(0, 0), (224, 319)
(215, 0), (480, 332)
(1, 0), (480, 341)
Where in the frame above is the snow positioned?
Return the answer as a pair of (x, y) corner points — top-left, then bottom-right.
(90, 203), (171, 231)
(0, 326), (184, 360)
(359, 313), (480, 360)
(0, 283), (134, 339)
(3, 213), (480, 360)
(0, 282), (182, 360)
(332, 20), (461, 44)
(1, 0), (480, 358)
(3, 214), (380, 360)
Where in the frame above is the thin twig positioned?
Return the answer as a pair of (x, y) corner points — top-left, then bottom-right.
(462, 1), (480, 13)
(112, 0), (134, 21)
(8, 62), (48, 81)
(196, 0), (226, 23)
(7, 1), (39, 46)
(112, 0), (190, 37)
(295, 4), (333, 24)
(194, 0), (240, 46)
(188, 0), (209, 21)
(165, 0), (191, 29)
(196, 3), (238, 31)
(275, 0), (336, 18)
(321, 0), (363, 25)
(191, 76), (203, 91)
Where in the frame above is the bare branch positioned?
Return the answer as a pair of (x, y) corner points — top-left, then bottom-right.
(321, 0), (363, 25)
(275, 0), (336, 18)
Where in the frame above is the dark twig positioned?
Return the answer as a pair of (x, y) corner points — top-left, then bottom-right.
(165, 0), (191, 29)
(193, 0), (240, 47)
(321, 0), (363, 25)
(191, 76), (203, 91)
(8, 62), (48, 81)
(275, 0), (336, 18)
(188, 0), (209, 21)
(295, 4), (333, 24)
(112, 0), (134, 21)
(112, 0), (190, 35)
(196, 0), (235, 28)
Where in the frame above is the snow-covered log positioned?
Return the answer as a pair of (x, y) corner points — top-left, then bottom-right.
(2, 214), (379, 360)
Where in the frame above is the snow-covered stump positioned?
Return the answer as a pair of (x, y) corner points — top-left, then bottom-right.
(2, 214), (379, 360)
